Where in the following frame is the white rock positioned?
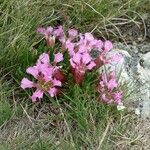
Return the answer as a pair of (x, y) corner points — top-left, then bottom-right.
(137, 52), (150, 118)
(135, 108), (141, 115)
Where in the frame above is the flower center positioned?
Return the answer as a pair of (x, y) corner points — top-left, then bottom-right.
(37, 80), (52, 91)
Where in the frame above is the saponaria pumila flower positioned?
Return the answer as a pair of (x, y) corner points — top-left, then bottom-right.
(70, 52), (96, 85)
(37, 26), (65, 48)
(21, 52), (64, 102)
(97, 71), (123, 105)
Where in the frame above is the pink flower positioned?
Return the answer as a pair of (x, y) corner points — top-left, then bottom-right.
(54, 52), (63, 63)
(32, 89), (44, 102)
(65, 40), (75, 56)
(107, 78), (118, 91)
(112, 92), (123, 104)
(70, 52), (96, 71)
(68, 29), (78, 40)
(110, 53), (122, 62)
(26, 66), (39, 79)
(53, 26), (64, 37)
(84, 32), (94, 41)
(103, 40), (113, 52)
(47, 27), (53, 34)
(100, 72), (117, 91)
(97, 71), (123, 105)
(37, 27), (46, 35)
(21, 53), (63, 102)
(37, 26), (66, 46)
(37, 26), (53, 38)
(107, 71), (118, 91)
(37, 53), (50, 64)
(53, 26), (65, 43)
(70, 52), (96, 85)
(93, 40), (114, 68)
(21, 78), (35, 89)
(37, 26), (55, 47)
(65, 32), (110, 70)
(65, 32), (107, 66)
(77, 34), (93, 53)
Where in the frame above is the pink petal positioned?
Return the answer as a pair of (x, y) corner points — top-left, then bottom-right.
(59, 37), (66, 43)
(26, 66), (38, 78)
(97, 40), (103, 49)
(82, 53), (92, 64)
(78, 45), (86, 53)
(113, 92), (123, 104)
(85, 32), (94, 41)
(89, 39), (97, 45)
(31, 89), (43, 102)
(44, 66), (54, 76)
(68, 29), (78, 38)
(38, 65), (53, 81)
(37, 53), (49, 64)
(37, 27), (46, 35)
(43, 70), (53, 82)
(99, 81), (105, 88)
(21, 78), (35, 89)
(48, 87), (57, 97)
(104, 41), (113, 52)
(72, 53), (81, 64)
(53, 26), (64, 37)
(111, 53), (122, 62)
(86, 61), (96, 70)
(46, 26), (53, 34)
(107, 79), (118, 91)
(65, 40), (75, 56)
(52, 79), (62, 87)
(101, 93), (109, 102)
(68, 48), (75, 57)
(54, 52), (63, 63)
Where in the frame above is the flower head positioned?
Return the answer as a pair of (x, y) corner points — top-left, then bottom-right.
(97, 71), (123, 105)
(103, 40), (113, 53)
(37, 26), (65, 47)
(37, 26), (55, 45)
(21, 53), (64, 102)
(70, 52), (96, 85)
(68, 29), (78, 40)
(53, 26), (65, 43)
(54, 52), (63, 64)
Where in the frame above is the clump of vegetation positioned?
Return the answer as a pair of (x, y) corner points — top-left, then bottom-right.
(0, 0), (149, 149)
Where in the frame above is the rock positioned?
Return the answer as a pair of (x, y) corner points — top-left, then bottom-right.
(137, 52), (150, 119)
(100, 43), (150, 119)
(138, 43), (150, 54)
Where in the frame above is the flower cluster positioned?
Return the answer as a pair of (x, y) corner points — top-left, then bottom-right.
(21, 25), (123, 106)
(97, 71), (123, 104)
(65, 31), (115, 85)
(21, 52), (64, 102)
